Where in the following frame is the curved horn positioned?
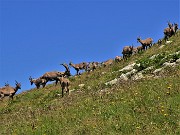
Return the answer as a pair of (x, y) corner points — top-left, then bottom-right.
(5, 81), (9, 86)
(15, 80), (18, 84)
(29, 76), (32, 80)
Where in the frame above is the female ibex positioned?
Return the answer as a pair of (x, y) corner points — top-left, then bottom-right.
(29, 76), (47, 89)
(69, 62), (87, 75)
(137, 37), (153, 50)
(122, 46), (134, 60)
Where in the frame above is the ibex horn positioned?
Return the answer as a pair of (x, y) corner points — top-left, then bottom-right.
(15, 80), (18, 84)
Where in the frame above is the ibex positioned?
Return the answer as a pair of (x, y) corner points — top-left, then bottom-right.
(137, 37), (153, 50)
(69, 62), (87, 75)
(86, 62), (99, 72)
(60, 63), (71, 77)
(57, 76), (70, 97)
(102, 59), (114, 67)
(136, 45), (144, 53)
(164, 22), (178, 41)
(122, 46), (134, 60)
(29, 76), (47, 89)
(115, 56), (122, 62)
(0, 81), (21, 100)
(40, 71), (64, 85)
(157, 39), (163, 45)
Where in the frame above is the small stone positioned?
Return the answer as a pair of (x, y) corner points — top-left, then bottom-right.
(119, 74), (129, 81)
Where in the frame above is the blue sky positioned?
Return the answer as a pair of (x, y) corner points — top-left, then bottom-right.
(0, 0), (179, 93)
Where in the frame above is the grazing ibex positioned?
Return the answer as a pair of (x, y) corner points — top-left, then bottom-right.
(102, 59), (114, 67)
(137, 37), (153, 50)
(29, 76), (47, 89)
(57, 76), (70, 97)
(40, 71), (64, 85)
(0, 81), (21, 100)
(122, 46), (134, 60)
(136, 45), (144, 53)
(69, 62), (87, 75)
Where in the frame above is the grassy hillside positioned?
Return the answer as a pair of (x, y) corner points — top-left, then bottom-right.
(0, 33), (180, 135)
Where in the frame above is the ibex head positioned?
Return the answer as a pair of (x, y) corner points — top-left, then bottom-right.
(5, 82), (9, 87)
(29, 76), (34, 85)
(15, 80), (21, 89)
(137, 36), (141, 42)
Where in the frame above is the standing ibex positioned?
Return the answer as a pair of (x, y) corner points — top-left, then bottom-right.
(69, 62), (87, 75)
(57, 76), (70, 97)
(86, 62), (100, 72)
(60, 63), (71, 77)
(40, 71), (64, 85)
(0, 81), (21, 100)
(157, 39), (163, 45)
(29, 76), (47, 89)
(164, 22), (178, 41)
(122, 46), (134, 60)
(137, 37), (153, 50)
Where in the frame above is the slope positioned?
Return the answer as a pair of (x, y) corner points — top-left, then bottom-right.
(0, 32), (180, 135)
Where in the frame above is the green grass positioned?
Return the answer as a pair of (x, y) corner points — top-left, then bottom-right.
(0, 33), (180, 135)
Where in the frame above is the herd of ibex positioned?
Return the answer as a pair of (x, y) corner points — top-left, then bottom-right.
(0, 21), (178, 100)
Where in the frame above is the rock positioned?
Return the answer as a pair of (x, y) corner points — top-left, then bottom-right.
(132, 72), (144, 80)
(163, 62), (176, 67)
(166, 41), (173, 44)
(119, 73), (129, 81)
(176, 58), (180, 64)
(159, 45), (165, 49)
(149, 54), (159, 60)
(153, 68), (163, 75)
(144, 66), (154, 71)
(100, 88), (109, 95)
(125, 69), (138, 77)
(70, 89), (76, 92)
(101, 72), (106, 75)
(79, 84), (85, 88)
(141, 66), (154, 73)
(119, 63), (136, 72)
(175, 51), (180, 55)
(105, 78), (118, 85)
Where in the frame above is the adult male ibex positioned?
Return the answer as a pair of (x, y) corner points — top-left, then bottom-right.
(60, 63), (71, 77)
(0, 81), (21, 100)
